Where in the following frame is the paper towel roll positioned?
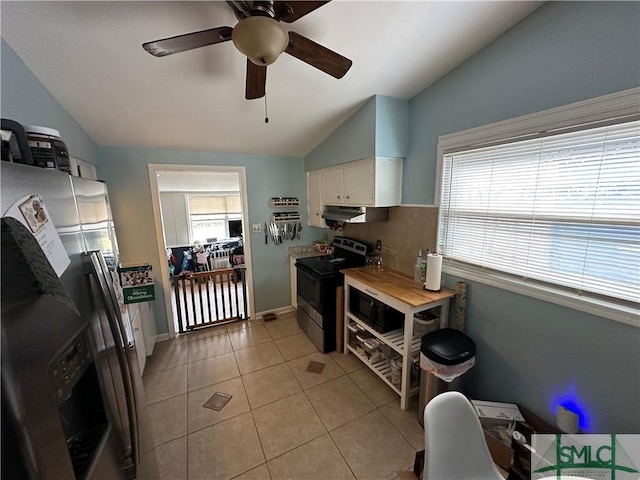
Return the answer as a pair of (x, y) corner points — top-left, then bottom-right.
(424, 253), (442, 291)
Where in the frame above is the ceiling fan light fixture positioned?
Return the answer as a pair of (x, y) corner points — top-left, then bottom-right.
(232, 16), (289, 66)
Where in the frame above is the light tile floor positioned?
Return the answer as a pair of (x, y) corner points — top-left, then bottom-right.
(143, 313), (425, 480)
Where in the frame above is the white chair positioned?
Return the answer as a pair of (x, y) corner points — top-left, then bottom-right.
(423, 391), (504, 480)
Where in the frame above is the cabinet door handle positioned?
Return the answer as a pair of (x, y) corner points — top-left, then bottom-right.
(337, 195), (341, 199)
(364, 289), (378, 296)
(345, 195), (350, 199)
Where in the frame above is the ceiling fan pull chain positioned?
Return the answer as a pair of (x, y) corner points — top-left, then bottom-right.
(264, 93), (269, 124)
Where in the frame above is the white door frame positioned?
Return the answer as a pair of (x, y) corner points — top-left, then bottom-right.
(148, 163), (255, 339)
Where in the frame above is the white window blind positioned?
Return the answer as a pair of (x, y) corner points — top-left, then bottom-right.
(439, 119), (640, 305)
(188, 195), (241, 214)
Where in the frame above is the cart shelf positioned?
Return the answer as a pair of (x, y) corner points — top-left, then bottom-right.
(346, 312), (422, 355)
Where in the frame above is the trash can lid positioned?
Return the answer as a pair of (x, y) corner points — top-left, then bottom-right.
(420, 328), (476, 365)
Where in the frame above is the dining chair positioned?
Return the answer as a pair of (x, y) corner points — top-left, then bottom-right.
(423, 391), (504, 480)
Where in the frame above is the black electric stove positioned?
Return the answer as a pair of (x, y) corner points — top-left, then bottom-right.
(295, 236), (370, 352)
(296, 236), (369, 277)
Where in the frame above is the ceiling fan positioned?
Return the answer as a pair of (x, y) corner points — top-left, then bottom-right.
(142, 0), (352, 100)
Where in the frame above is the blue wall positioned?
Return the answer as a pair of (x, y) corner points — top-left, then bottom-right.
(406, 1), (640, 206)
(408, 1), (640, 432)
(304, 95), (408, 171)
(375, 95), (408, 158)
(98, 146), (309, 334)
(305, 96), (376, 171)
(1, 41), (99, 164)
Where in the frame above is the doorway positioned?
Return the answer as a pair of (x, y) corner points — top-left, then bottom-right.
(148, 164), (255, 338)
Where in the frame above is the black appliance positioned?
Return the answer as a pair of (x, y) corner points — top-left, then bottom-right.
(295, 236), (370, 353)
(1, 118), (34, 165)
(1, 118), (71, 173)
(348, 287), (404, 333)
(1, 162), (157, 479)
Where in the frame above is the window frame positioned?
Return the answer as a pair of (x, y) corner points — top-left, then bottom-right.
(435, 87), (640, 327)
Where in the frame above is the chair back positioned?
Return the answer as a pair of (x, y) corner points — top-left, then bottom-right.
(423, 391), (503, 480)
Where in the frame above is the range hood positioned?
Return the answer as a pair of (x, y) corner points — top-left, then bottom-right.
(322, 206), (389, 223)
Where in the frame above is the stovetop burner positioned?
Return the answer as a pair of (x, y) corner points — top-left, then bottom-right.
(295, 237), (370, 278)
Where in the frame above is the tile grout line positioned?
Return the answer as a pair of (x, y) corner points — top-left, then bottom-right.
(149, 318), (419, 479)
(334, 353), (423, 450)
(301, 378), (383, 480)
(247, 408), (270, 476)
(299, 364), (420, 475)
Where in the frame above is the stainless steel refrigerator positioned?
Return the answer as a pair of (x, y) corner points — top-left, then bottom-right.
(1, 162), (158, 479)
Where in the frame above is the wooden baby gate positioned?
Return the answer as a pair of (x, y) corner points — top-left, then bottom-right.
(171, 267), (247, 333)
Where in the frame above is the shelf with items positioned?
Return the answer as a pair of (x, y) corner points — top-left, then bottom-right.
(268, 197), (300, 207)
(270, 212), (301, 223)
(346, 312), (422, 356)
(346, 320), (421, 396)
(267, 197), (301, 228)
(346, 344), (400, 394)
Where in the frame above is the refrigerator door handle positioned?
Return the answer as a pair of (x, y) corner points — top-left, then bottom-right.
(83, 251), (139, 477)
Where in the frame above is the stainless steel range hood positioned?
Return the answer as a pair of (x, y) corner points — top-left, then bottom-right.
(322, 206), (389, 223)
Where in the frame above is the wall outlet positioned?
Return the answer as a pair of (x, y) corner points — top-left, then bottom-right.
(252, 223), (262, 233)
(376, 239), (382, 251)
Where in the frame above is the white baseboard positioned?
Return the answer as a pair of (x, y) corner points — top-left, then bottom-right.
(154, 333), (171, 343)
(156, 307), (296, 343)
(255, 305), (296, 320)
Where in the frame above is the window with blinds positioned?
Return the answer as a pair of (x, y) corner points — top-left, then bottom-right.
(439, 118), (640, 308)
(187, 195), (242, 242)
(188, 195), (241, 214)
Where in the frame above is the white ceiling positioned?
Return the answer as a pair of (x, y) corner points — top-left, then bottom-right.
(1, 1), (543, 158)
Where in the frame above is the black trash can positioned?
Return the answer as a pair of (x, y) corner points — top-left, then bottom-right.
(417, 328), (476, 426)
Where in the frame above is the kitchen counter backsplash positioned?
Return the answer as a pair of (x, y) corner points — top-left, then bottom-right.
(343, 205), (438, 277)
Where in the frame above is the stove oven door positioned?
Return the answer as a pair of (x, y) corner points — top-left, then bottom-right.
(296, 264), (326, 316)
(295, 264), (336, 353)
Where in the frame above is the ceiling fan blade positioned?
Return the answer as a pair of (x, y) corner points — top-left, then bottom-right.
(285, 31), (352, 79)
(246, 59), (266, 99)
(142, 26), (233, 57)
(274, 1), (330, 23)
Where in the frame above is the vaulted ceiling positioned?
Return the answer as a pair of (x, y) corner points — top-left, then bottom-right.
(1, 1), (543, 157)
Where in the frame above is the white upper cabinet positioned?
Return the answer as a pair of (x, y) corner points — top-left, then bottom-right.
(320, 157), (402, 207)
(321, 167), (345, 205)
(69, 156), (98, 179)
(342, 161), (374, 205)
(307, 170), (327, 228)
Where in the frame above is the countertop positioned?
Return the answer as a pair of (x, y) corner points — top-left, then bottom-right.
(342, 267), (456, 308)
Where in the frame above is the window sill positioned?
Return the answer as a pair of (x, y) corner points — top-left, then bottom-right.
(443, 262), (639, 328)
